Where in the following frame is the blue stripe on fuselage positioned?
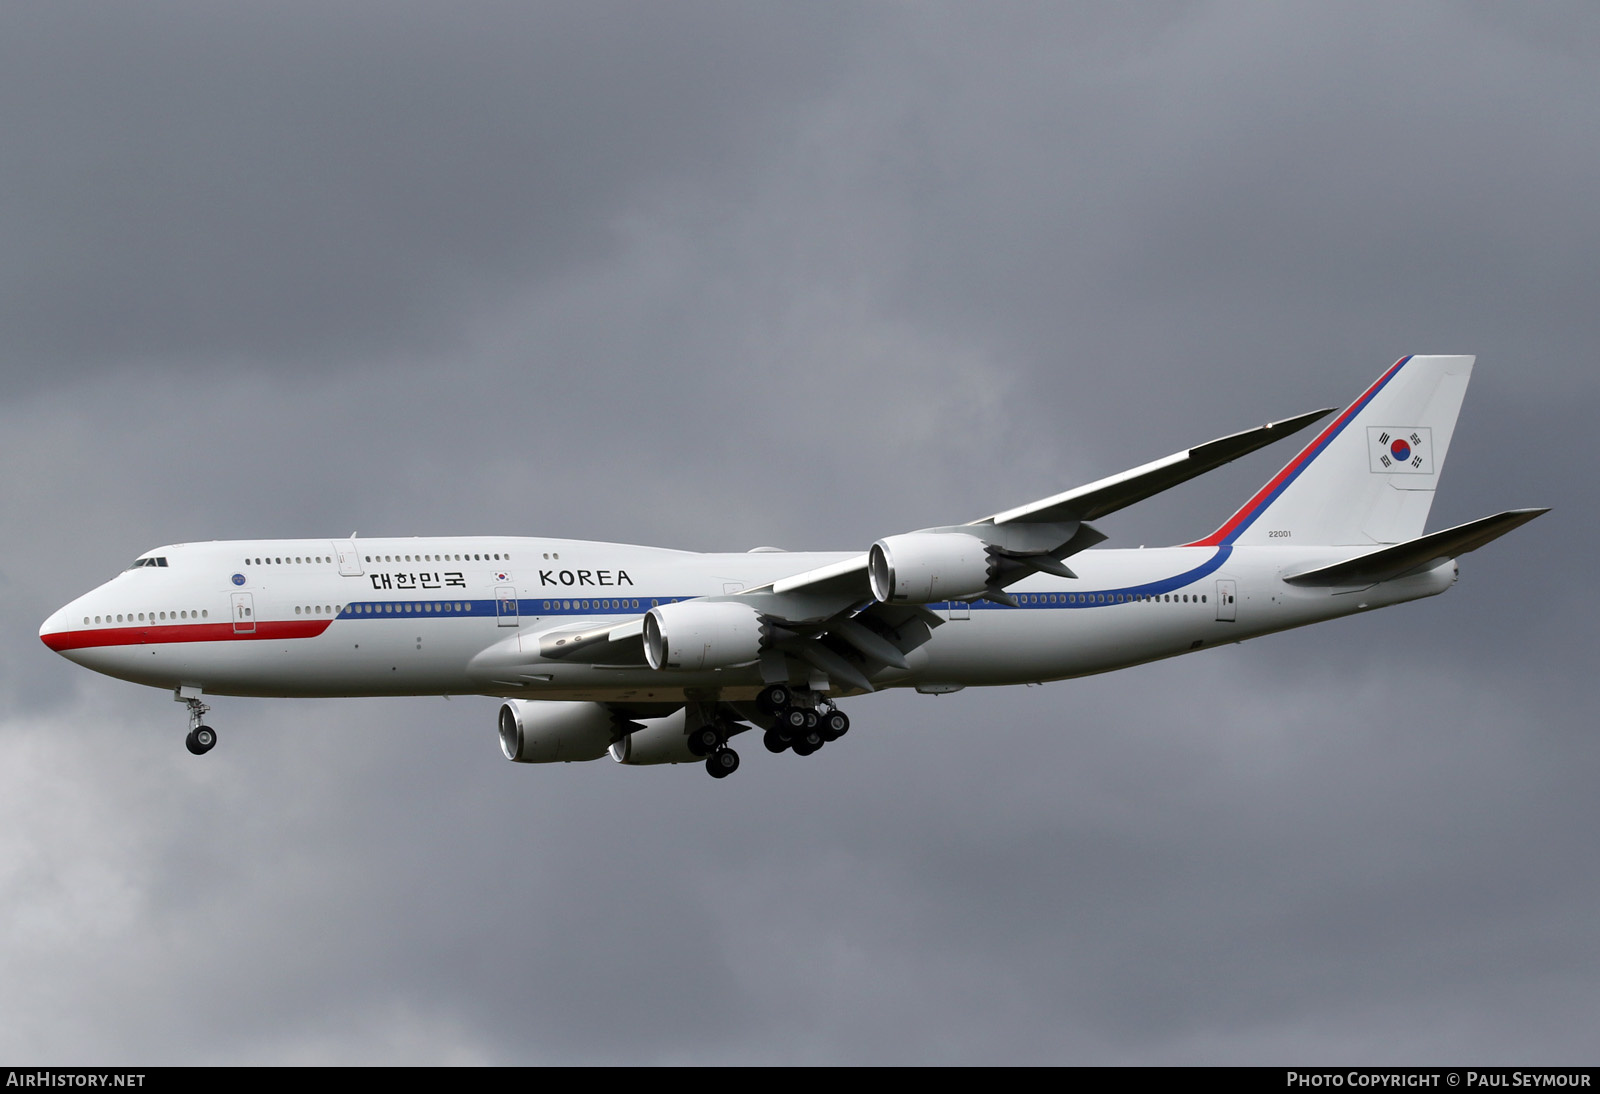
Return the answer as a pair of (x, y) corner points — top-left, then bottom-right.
(332, 549), (1232, 621)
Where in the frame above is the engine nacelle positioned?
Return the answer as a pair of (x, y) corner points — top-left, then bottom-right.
(868, 532), (993, 604)
(608, 711), (698, 765)
(498, 700), (616, 763)
(643, 600), (763, 671)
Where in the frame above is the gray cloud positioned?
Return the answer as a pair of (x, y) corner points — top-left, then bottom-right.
(0, 3), (851, 381)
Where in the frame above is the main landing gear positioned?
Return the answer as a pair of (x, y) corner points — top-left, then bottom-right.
(705, 748), (740, 779)
(178, 693), (217, 756)
(756, 684), (849, 760)
(685, 718), (742, 780)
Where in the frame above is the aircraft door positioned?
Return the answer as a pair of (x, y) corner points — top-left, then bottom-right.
(332, 540), (363, 576)
(1215, 580), (1237, 622)
(495, 586), (519, 627)
(231, 593), (256, 634)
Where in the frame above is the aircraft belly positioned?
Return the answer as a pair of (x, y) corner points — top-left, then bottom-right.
(914, 601), (1256, 686)
(912, 608), (1140, 685)
(82, 622), (486, 698)
(478, 661), (769, 702)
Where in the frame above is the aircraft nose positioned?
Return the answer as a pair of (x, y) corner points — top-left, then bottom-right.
(40, 601), (83, 653)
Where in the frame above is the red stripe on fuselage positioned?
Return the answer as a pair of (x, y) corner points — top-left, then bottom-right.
(41, 619), (333, 652)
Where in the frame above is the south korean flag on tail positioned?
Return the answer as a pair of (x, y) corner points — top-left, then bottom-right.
(1368, 426), (1434, 474)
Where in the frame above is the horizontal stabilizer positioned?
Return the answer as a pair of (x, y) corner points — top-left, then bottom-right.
(1283, 508), (1548, 587)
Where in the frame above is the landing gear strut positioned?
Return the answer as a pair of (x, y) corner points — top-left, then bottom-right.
(178, 693), (217, 756)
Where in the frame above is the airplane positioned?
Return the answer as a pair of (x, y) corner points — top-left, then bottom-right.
(39, 355), (1545, 779)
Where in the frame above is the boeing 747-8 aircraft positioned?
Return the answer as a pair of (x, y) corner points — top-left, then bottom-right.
(41, 356), (1543, 778)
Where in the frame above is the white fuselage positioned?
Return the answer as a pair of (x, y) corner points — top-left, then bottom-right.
(39, 535), (1455, 702)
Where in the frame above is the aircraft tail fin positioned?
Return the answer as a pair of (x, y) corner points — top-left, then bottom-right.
(1190, 355), (1475, 547)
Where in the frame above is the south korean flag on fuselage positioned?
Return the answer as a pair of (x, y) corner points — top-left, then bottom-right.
(1367, 426), (1434, 474)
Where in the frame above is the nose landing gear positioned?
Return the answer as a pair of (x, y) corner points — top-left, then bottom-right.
(177, 691), (217, 756)
(186, 725), (217, 756)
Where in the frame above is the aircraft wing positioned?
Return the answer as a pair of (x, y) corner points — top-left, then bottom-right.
(742, 405), (1332, 605)
(478, 407), (1334, 693)
(467, 617), (649, 687)
(975, 406), (1335, 526)
(714, 405), (1333, 691)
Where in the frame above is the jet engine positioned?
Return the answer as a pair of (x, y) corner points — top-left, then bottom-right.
(498, 700), (617, 763)
(643, 600), (763, 671)
(608, 710), (699, 765)
(868, 532), (993, 604)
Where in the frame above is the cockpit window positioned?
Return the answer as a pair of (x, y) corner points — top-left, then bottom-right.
(127, 557), (169, 570)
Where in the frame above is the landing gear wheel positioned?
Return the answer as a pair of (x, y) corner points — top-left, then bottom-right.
(791, 727), (823, 756)
(781, 707), (809, 732)
(706, 748), (740, 778)
(185, 725), (217, 756)
(757, 684), (792, 715)
(687, 724), (723, 757)
(819, 710), (850, 741)
(763, 729), (789, 753)
(803, 709), (820, 730)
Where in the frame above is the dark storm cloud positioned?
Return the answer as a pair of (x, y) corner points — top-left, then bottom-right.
(0, 2), (851, 382)
(3, 1), (1596, 1065)
(815, 5), (1600, 509)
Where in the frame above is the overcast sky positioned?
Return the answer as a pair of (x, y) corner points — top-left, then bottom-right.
(2, 2), (1595, 1065)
